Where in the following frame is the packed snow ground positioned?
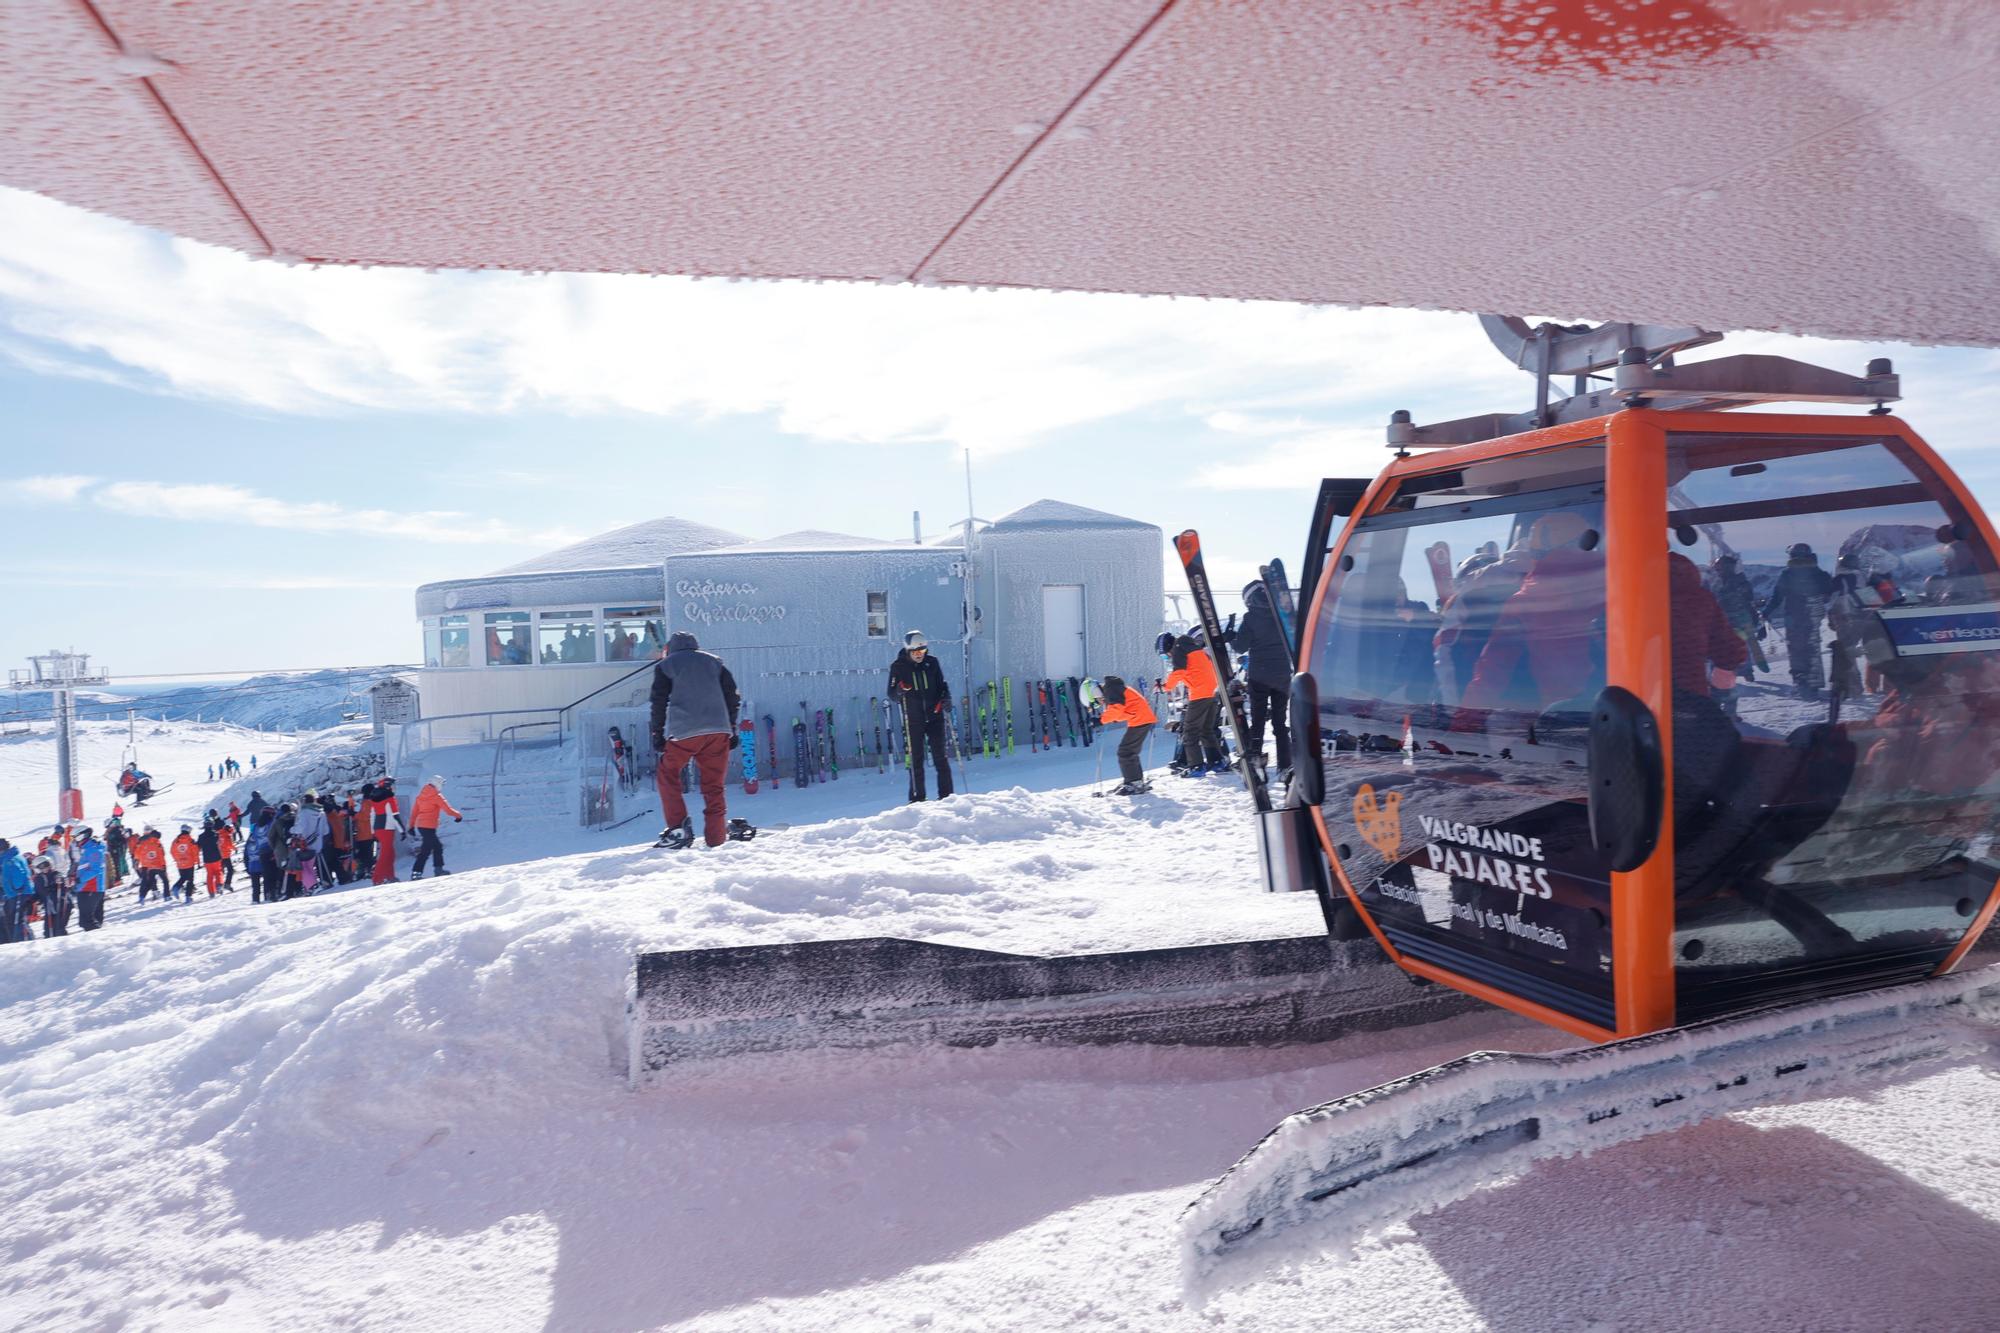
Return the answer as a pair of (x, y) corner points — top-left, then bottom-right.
(4, 721), (2000, 1330)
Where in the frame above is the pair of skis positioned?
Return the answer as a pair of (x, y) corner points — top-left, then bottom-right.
(1173, 530), (1271, 813)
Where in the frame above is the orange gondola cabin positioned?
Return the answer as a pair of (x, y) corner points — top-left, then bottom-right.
(1284, 320), (2000, 1042)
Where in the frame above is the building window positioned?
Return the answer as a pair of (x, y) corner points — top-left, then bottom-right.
(431, 615), (471, 668)
(603, 606), (666, 662)
(866, 590), (889, 638)
(484, 611), (533, 667)
(538, 610), (599, 664)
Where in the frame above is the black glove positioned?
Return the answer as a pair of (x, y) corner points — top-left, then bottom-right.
(728, 732), (741, 750)
(1225, 612), (1238, 633)
(453, 815), (463, 823)
(1755, 623), (1768, 641)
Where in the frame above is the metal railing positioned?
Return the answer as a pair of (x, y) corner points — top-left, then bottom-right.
(489, 720), (562, 833)
(383, 707), (565, 774)
(556, 659), (658, 745)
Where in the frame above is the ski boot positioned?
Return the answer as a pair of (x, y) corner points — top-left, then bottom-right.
(655, 819), (695, 851)
(725, 818), (757, 842)
(1108, 779), (1153, 796)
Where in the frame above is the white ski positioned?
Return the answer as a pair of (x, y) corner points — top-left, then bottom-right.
(1182, 963), (2000, 1294)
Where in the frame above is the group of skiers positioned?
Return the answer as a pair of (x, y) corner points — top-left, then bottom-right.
(0, 775), (464, 943)
(641, 600), (1295, 849)
(205, 757), (252, 782)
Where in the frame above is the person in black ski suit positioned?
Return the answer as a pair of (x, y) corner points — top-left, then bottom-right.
(1226, 581), (1292, 773)
(1763, 543), (1835, 700)
(889, 630), (954, 801)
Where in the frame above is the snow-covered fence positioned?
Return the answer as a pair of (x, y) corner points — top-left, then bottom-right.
(627, 935), (1476, 1084)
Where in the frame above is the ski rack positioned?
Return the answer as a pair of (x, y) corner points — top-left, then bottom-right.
(1386, 315), (1900, 450)
(627, 934), (1477, 1084)
(1181, 959), (2000, 1292)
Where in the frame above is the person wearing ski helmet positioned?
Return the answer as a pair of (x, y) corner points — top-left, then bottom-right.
(169, 826), (200, 901)
(102, 814), (129, 889)
(1162, 633), (1227, 775)
(72, 827), (107, 930)
(648, 631), (742, 848)
(409, 776), (464, 878)
(197, 816), (226, 897)
(889, 629), (954, 802)
(1705, 553), (1768, 683)
(131, 825), (167, 903)
(1096, 676), (1158, 794)
(1763, 541), (1836, 700)
(1226, 581), (1292, 774)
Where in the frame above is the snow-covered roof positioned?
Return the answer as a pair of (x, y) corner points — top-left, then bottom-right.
(700, 530), (918, 555)
(490, 517), (747, 577)
(7, 4), (2000, 344)
(986, 500), (1155, 532)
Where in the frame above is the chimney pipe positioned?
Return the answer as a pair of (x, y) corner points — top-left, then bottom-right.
(913, 510), (922, 543)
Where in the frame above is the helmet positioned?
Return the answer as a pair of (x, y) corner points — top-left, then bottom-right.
(903, 629), (928, 649)
(179, 825), (192, 834)
(427, 776), (446, 790)
(1788, 542), (1816, 560)
(1155, 631), (1177, 656)
(76, 827), (92, 839)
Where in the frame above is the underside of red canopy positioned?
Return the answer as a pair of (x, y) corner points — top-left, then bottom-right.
(4, 0), (1999, 343)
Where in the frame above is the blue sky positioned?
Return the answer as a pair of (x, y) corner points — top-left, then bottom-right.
(4, 185), (1998, 677)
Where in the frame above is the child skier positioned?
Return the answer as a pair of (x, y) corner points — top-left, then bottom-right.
(1095, 676), (1157, 795)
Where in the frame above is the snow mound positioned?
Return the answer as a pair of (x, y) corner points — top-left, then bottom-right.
(210, 725), (383, 812)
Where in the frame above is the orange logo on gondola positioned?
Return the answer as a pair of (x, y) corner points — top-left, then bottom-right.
(1353, 784), (1403, 861)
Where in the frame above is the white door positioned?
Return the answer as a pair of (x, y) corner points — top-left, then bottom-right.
(1042, 585), (1085, 679)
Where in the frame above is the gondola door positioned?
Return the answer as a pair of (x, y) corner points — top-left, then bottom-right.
(1305, 427), (1643, 1040)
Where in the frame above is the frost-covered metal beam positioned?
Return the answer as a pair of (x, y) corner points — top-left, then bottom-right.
(626, 934), (1476, 1085)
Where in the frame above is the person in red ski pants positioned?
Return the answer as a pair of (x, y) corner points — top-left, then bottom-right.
(362, 776), (408, 884)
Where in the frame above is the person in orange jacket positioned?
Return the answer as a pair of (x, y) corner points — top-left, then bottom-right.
(131, 826), (168, 903)
(409, 776), (463, 879)
(1095, 675), (1158, 795)
(169, 826), (200, 902)
(362, 777), (409, 885)
(1160, 632), (1227, 774)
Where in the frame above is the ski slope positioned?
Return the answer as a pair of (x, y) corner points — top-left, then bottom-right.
(2, 724), (1999, 1329)
(0, 718), (302, 845)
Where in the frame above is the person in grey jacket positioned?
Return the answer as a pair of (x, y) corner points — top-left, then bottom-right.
(289, 793), (330, 896)
(648, 631), (742, 847)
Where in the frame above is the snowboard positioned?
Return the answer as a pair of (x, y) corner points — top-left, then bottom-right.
(739, 717), (759, 794)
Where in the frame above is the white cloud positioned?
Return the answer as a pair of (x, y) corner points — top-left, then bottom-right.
(1, 474), (98, 503)
(0, 187), (1522, 455)
(1194, 424), (1393, 491)
(90, 480), (579, 548)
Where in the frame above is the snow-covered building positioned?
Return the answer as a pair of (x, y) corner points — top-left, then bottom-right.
(410, 502), (1164, 758)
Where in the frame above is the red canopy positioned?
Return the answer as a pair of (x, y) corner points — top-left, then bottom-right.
(5, 0), (1998, 342)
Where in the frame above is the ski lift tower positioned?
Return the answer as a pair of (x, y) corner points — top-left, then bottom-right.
(9, 649), (109, 823)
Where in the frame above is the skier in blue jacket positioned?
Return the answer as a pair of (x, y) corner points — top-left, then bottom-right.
(73, 828), (108, 931)
(0, 839), (32, 944)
